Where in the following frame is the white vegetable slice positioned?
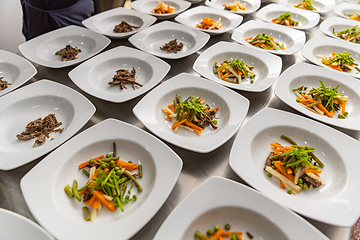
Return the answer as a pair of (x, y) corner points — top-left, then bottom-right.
(265, 166), (301, 194)
(306, 172), (326, 185)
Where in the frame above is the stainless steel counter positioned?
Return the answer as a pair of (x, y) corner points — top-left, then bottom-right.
(0, 0), (358, 239)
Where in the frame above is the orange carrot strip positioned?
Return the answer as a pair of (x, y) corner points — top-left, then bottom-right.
(274, 161), (294, 182)
(166, 112), (172, 122)
(184, 120), (203, 131)
(245, 36), (253, 41)
(115, 160), (138, 171)
(84, 195), (95, 207)
(316, 103), (333, 118)
(210, 228), (224, 240)
(78, 155), (105, 169)
(221, 232), (243, 237)
(280, 180), (286, 189)
(92, 190), (117, 212)
(286, 168), (293, 174)
(207, 107), (219, 112)
(194, 129), (202, 134)
(305, 169), (322, 174)
(172, 119), (186, 129)
(341, 103), (346, 115)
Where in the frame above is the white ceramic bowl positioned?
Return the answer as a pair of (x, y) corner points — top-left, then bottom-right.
(193, 41), (282, 92)
(320, 17), (360, 45)
(229, 108), (360, 227)
(231, 20), (306, 55)
(344, 0), (360, 4)
(205, 0), (261, 15)
(256, 4), (320, 30)
(334, 2), (360, 21)
(175, 6), (243, 35)
(130, 0), (191, 20)
(21, 118), (183, 240)
(128, 21), (210, 59)
(0, 80), (95, 170)
(0, 50), (37, 97)
(278, 0), (335, 14)
(68, 46), (170, 103)
(18, 25), (110, 68)
(82, 7), (157, 39)
(133, 73), (249, 153)
(302, 35), (360, 79)
(153, 176), (330, 240)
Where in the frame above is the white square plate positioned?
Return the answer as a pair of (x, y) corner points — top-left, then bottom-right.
(153, 176), (329, 240)
(275, 62), (360, 131)
(18, 25), (111, 68)
(82, 7), (157, 39)
(128, 21), (210, 59)
(0, 80), (95, 170)
(229, 108), (360, 227)
(302, 35), (360, 79)
(133, 73), (249, 153)
(130, 0), (191, 20)
(68, 46), (170, 103)
(256, 4), (320, 30)
(193, 41), (282, 92)
(0, 50), (37, 97)
(20, 118), (183, 240)
(334, 2), (360, 21)
(175, 6), (243, 35)
(231, 20), (306, 55)
(279, 0), (335, 14)
(320, 17), (360, 46)
(205, 0), (261, 15)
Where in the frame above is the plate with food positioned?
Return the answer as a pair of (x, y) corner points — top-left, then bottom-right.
(0, 80), (95, 170)
(274, 62), (360, 131)
(193, 41), (282, 92)
(174, 6), (243, 35)
(153, 176), (329, 240)
(0, 208), (55, 240)
(334, 2), (360, 22)
(0, 50), (37, 97)
(130, 0), (191, 20)
(133, 73), (249, 153)
(18, 25), (110, 68)
(204, 0), (261, 15)
(344, 0), (360, 4)
(128, 21), (210, 59)
(229, 107), (360, 227)
(68, 46), (170, 103)
(302, 35), (360, 79)
(231, 20), (306, 55)
(82, 7), (157, 39)
(256, 4), (320, 30)
(278, 0), (335, 14)
(186, 0), (204, 3)
(20, 118), (183, 240)
(320, 17), (360, 45)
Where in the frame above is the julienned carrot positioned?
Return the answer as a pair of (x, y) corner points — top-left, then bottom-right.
(166, 112), (172, 122)
(221, 231), (243, 237)
(305, 169), (322, 174)
(78, 155), (105, 169)
(245, 37), (253, 41)
(115, 160), (138, 171)
(172, 118), (186, 129)
(316, 103), (333, 118)
(209, 228), (224, 240)
(280, 180), (286, 189)
(184, 120), (203, 131)
(274, 161), (294, 182)
(84, 195), (101, 209)
(208, 107), (219, 112)
(92, 190), (117, 212)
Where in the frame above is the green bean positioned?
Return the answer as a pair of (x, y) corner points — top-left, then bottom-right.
(270, 153), (283, 160)
(291, 145), (315, 150)
(286, 156), (296, 166)
(112, 142), (116, 157)
(82, 207), (91, 221)
(281, 135), (297, 145)
(123, 170), (143, 192)
(108, 178), (117, 196)
(116, 196), (124, 212)
(98, 156), (120, 162)
(78, 181), (91, 192)
(309, 152), (324, 168)
(72, 180), (81, 202)
(101, 168), (115, 186)
(292, 86), (304, 91)
(213, 62), (218, 74)
(64, 184), (73, 197)
(128, 184), (134, 194)
(195, 231), (209, 240)
(138, 164), (143, 178)
(82, 169), (90, 178)
(306, 101), (321, 108)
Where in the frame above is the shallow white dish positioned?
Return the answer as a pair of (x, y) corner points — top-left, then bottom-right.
(133, 73), (249, 153)
(320, 17), (360, 45)
(187, 0), (203, 3)
(256, 4), (320, 30)
(278, 0), (335, 14)
(130, 0), (191, 20)
(205, 0), (261, 15)
(193, 41), (282, 92)
(0, 80), (95, 170)
(18, 25), (110, 68)
(129, 21), (210, 59)
(334, 2), (360, 21)
(153, 176), (329, 240)
(0, 50), (37, 97)
(344, 0), (360, 4)
(175, 6), (243, 35)
(21, 118), (183, 240)
(231, 20), (306, 55)
(0, 208), (55, 240)
(82, 7), (157, 39)
(68, 46), (170, 103)
(275, 62), (360, 131)
(302, 35), (360, 79)
(229, 107), (360, 227)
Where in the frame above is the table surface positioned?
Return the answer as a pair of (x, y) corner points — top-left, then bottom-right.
(1, 0), (358, 239)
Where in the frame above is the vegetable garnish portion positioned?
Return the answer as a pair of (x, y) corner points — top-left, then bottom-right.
(213, 58), (255, 84)
(196, 18), (224, 30)
(64, 142), (143, 222)
(293, 80), (349, 119)
(345, 12), (360, 21)
(245, 33), (285, 50)
(316, 51), (360, 72)
(293, 0), (316, 10)
(264, 135), (325, 195)
(222, 1), (246, 12)
(161, 95), (219, 134)
(333, 25), (360, 43)
(152, 0), (174, 14)
(271, 12), (299, 27)
(195, 224), (251, 240)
